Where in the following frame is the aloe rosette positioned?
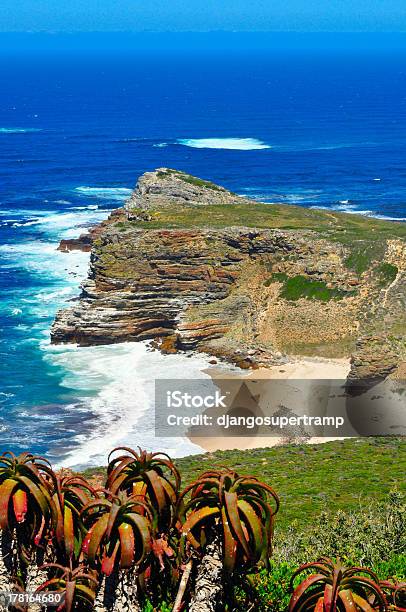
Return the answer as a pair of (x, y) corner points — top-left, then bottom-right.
(106, 447), (181, 531)
(37, 562), (98, 612)
(177, 468), (279, 573)
(0, 452), (54, 550)
(289, 557), (387, 611)
(80, 490), (153, 576)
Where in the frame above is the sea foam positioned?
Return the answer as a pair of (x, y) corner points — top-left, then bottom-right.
(178, 138), (271, 150)
(44, 341), (222, 469)
(0, 128), (42, 134)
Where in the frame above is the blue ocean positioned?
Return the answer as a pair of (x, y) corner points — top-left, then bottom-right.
(1, 36), (406, 465)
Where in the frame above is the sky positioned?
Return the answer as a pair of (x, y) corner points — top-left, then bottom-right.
(1, 0), (406, 33)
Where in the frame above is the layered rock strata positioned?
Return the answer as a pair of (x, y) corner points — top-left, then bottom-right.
(52, 168), (406, 378)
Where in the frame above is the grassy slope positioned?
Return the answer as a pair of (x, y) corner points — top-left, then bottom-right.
(83, 437), (405, 532)
(124, 198), (406, 236)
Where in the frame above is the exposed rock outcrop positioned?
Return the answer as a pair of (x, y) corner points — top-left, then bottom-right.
(51, 168), (406, 378)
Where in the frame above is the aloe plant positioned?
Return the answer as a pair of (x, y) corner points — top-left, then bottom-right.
(81, 490), (153, 611)
(106, 447), (180, 531)
(178, 468), (279, 572)
(178, 468), (279, 611)
(0, 452), (54, 535)
(0, 451), (55, 591)
(289, 557), (387, 611)
(37, 562), (98, 611)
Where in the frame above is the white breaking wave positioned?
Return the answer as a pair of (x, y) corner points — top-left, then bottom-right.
(9, 209), (110, 239)
(372, 214), (406, 221)
(0, 127), (42, 134)
(178, 138), (271, 150)
(43, 341), (227, 469)
(310, 205), (406, 221)
(75, 186), (132, 200)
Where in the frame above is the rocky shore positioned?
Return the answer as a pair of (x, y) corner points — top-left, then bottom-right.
(51, 168), (406, 382)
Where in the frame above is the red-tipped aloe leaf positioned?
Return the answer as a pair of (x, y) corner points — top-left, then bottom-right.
(18, 476), (51, 517)
(0, 479), (17, 529)
(118, 523), (135, 569)
(124, 512), (151, 563)
(12, 488), (28, 523)
(101, 541), (120, 576)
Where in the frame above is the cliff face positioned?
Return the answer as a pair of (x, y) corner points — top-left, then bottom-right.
(52, 168), (406, 378)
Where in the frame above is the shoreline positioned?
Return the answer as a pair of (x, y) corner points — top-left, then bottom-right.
(189, 355), (351, 453)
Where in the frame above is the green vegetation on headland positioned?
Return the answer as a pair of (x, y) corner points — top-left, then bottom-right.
(157, 168), (224, 191)
(125, 198), (406, 238)
(377, 261), (399, 286)
(264, 272), (353, 301)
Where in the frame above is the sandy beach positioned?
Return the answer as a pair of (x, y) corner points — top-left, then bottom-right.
(189, 356), (352, 452)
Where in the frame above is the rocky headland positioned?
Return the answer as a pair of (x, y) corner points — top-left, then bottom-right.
(51, 168), (406, 382)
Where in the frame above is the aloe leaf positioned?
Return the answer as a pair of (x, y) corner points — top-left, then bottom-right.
(339, 589), (360, 611)
(18, 476), (51, 517)
(118, 522), (135, 569)
(237, 499), (265, 561)
(63, 505), (75, 559)
(64, 580), (75, 612)
(12, 488), (28, 523)
(288, 574), (325, 612)
(351, 592), (376, 611)
(105, 502), (120, 540)
(314, 596), (324, 612)
(181, 507), (220, 549)
(101, 540), (120, 576)
(144, 469), (166, 512)
(86, 514), (109, 567)
(0, 479), (17, 529)
(224, 491), (251, 559)
(125, 512), (152, 563)
(222, 506), (237, 573)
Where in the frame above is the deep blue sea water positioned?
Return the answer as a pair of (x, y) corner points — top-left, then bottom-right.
(1, 43), (406, 465)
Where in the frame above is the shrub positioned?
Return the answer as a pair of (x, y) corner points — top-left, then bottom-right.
(272, 490), (405, 571)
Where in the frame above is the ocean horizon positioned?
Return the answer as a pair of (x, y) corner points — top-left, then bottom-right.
(1, 36), (406, 466)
